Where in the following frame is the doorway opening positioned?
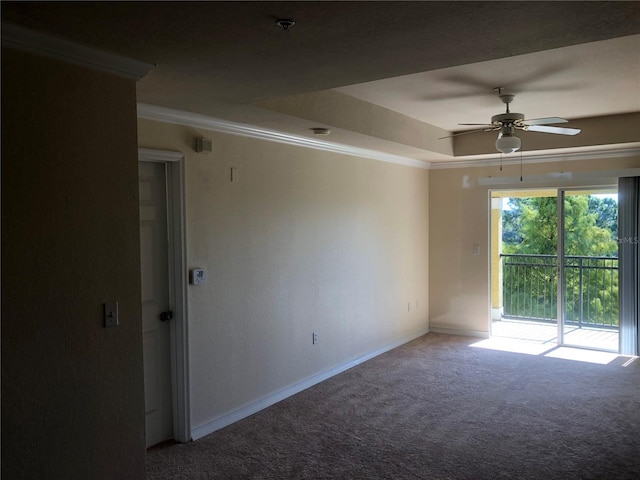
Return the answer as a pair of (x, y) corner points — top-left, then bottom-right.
(490, 188), (619, 352)
(138, 148), (190, 447)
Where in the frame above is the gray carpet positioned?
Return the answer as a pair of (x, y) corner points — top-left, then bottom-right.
(147, 333), (640, 479)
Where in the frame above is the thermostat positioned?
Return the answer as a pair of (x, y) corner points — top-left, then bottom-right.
(190, 268), (206, 285)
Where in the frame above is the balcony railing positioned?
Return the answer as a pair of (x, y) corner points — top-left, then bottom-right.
(501, 254), (619, 329)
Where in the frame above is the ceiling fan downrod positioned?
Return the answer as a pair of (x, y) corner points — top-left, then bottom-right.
(500, 94), (515, 114)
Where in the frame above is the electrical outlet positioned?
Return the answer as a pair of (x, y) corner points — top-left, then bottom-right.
(313, 332), (318, 345)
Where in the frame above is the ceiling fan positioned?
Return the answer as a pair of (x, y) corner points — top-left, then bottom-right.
(441, 87), (581, 154)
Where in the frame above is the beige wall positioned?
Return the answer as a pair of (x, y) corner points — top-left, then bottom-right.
(137, 119), (430, 429)
(429, 155), (640, 335)
(1, 48), (146, 478)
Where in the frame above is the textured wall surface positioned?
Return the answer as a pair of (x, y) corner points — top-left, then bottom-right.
(138, 118), (430, 430)
(429, 156), (640, 335)
(1, 48), (146, 478)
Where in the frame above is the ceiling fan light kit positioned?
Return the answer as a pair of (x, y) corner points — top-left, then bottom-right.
(443, 88), (581, 154)
(496, 133), (521, 154)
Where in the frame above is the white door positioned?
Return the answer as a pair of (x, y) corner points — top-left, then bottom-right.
(139, 161), (173, 447)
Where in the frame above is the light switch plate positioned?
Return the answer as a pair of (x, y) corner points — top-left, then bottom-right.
(104, 301), (119, 327)
(190, 268), (206, 285)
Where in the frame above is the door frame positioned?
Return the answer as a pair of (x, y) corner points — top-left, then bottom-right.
(489, 185), (619, 351)
(139, 148), (190, 443)
(557, 187), (620, 352)
(557, 189), (566, 346)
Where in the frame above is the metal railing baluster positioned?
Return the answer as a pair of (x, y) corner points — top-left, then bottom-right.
(500, 254), (618, 330)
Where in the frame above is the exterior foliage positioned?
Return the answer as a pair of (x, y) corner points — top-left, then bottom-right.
(501, 195), (618, 327)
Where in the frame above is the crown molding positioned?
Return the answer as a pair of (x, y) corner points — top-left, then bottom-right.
(1, 22), (153, 80)
(136, 103), (637, 171)
(430, 145), (640, 170)
(136, 103), (430, 170)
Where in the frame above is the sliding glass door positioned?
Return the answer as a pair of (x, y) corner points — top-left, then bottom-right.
(559, 189), (619, 351)
(492, 188), (621, 352)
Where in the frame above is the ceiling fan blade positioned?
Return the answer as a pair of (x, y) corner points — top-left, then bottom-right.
(526, 125), (581, 135)
(522, 117), (568, 126)
(438, 127), (498, 139)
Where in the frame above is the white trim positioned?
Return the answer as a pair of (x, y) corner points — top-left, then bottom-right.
(137, 103), (638, 171)
(137, 103), (430, 170)
(557, 190), (567, 347)
(138, 148), (191, 443)
(487, 193), (495, 336)
(428, 326), (491, 339)
(2, 22), (153, 80)
(430, 146), (640, 170)
(139, 148), (184, 164)
(191, 326), (430, 441)
(478, 168), (640, 186)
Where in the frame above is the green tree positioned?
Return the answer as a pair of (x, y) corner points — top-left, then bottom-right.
(588, 196), (618, 240)
(518, 197), (558, 254)
(502, 199), (524, 246)
(563, 195), (617, 257)
(501, 194), (618, 326)
(504, 195), (617, 256)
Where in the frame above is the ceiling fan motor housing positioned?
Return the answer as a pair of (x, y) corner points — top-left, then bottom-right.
(500, 124), (516, 136)
(492, 112), (525, 125)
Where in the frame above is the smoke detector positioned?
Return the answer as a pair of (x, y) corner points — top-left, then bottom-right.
(275, 19), (296, 32)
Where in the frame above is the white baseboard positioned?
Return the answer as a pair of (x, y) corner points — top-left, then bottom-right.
(191, 326), (430, 441)
(429, 325), (490, 339)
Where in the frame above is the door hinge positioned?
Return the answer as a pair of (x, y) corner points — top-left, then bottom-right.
(159, 310), (173, 321)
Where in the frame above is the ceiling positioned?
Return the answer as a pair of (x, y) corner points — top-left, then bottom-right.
(3, 1), (640, 165)
(338, 36), (640, 131)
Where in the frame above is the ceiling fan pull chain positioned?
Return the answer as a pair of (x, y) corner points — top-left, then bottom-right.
(520, 149), (523, 182)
